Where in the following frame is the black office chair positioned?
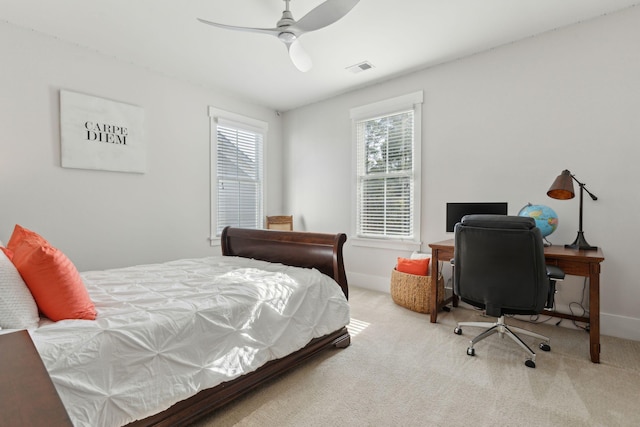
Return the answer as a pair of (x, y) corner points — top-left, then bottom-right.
(452, 214), (564, 368)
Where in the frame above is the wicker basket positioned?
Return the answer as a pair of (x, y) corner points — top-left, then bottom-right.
(390, 268), (445, 314)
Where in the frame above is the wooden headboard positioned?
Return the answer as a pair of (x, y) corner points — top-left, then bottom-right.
(220, 226), (348, 299)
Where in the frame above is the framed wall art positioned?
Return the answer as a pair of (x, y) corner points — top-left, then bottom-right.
(60, 90), (146, 173)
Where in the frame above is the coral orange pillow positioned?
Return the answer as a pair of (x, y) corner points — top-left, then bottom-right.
(7, 225), (96, 321)
(397, 257), (430, 276)
(7, 224), (47, 251)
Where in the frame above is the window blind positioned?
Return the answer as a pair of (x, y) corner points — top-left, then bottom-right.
(216, 124), (263, 235)
(356, 110), (414, 238)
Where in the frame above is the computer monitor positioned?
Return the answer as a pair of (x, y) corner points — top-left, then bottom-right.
(446, 202), (508, 232)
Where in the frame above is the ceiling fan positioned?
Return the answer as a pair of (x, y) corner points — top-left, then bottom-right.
(198, 0), (360, 72)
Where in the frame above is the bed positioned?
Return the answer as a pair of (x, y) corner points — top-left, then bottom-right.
(2, 226), (351, 427)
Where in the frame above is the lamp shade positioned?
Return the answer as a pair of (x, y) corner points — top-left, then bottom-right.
(547, 169), (575, 200)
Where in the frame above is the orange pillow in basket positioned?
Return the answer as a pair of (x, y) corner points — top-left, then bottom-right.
(7, 225), (96, 321)
(397, 257), (430, 276)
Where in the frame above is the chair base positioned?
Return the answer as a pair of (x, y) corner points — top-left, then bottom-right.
(454, 315), (550, 368)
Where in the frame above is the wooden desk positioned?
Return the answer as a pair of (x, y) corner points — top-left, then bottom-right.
(0, 330), (72, 426)
(428, 238), (605, 363)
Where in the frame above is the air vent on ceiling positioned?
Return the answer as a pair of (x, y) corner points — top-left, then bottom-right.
(346, 61), (374, 74)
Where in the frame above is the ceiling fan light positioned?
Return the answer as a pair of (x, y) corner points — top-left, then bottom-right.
(288, 40), (312, 72)
(278, 32), (297, 43)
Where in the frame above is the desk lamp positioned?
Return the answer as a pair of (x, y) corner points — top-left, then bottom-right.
(547, 169), (598, 250)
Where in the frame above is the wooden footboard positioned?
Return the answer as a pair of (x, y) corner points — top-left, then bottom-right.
(127, 227), (350, 426)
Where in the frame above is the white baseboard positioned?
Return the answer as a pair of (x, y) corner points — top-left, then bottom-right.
(601, 312), (640, 341)
(347, 270), (640, 342)
(347, 271), (391, 294)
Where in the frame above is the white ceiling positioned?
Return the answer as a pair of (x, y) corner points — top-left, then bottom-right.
(2, 0), (639, 111)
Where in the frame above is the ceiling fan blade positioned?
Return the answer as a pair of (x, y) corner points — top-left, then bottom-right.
(293, 0), (360, 33)
(197, 18), (280, 37)
(287, 40), (312, 72)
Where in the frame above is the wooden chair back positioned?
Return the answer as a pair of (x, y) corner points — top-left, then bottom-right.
(266, 215), (293, 231)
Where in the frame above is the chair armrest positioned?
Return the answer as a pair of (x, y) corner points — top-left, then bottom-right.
(546, 265), (565, 281)
(545, 265), (563, 309)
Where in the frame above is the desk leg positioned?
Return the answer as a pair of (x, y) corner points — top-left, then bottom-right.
(430, 249), (440, 323)
(589, 263), (601, 363)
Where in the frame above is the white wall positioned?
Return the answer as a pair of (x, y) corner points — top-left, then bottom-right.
(2, 9), (638, 341)
(0, 22), (283, 271)
(282, 7), (640, 340)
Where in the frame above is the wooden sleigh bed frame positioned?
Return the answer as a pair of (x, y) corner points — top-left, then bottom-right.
(127, 226), (351, 427)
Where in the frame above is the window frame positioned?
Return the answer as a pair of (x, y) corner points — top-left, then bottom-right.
(208, 107), (268, 245)
(350, 92), (423, 251)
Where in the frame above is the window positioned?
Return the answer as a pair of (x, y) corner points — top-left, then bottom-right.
(209, 107), (267, 240)
(350, 92), (423, 248)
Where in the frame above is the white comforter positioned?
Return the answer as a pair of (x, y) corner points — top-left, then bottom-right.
(27, 256), (350, 427)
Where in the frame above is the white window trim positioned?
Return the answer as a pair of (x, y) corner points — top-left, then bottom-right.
(350, 91), (423, 251)
(208, 106), (268, 246)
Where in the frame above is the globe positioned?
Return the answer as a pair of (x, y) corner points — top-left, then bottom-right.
(518, 203), (558, 238)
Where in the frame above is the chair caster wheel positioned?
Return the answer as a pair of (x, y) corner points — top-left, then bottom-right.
(525, 360), (536, 368)
(454, 327), (462, 335)
(467, 347), (475, 356)
(539, 343), (551, 352)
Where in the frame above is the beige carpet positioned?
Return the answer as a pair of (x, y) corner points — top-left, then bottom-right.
(193, 286), (640, 427)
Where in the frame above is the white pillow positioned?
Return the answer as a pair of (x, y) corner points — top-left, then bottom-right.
(0, 240), (3, 329)
(0, 245), (40, 329)
(0, 239), (2, 330)
(410, 251), (430, 260)
(410, 251), (432, 275)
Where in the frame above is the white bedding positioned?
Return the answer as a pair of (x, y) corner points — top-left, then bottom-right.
(26, 255), (350, 427)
